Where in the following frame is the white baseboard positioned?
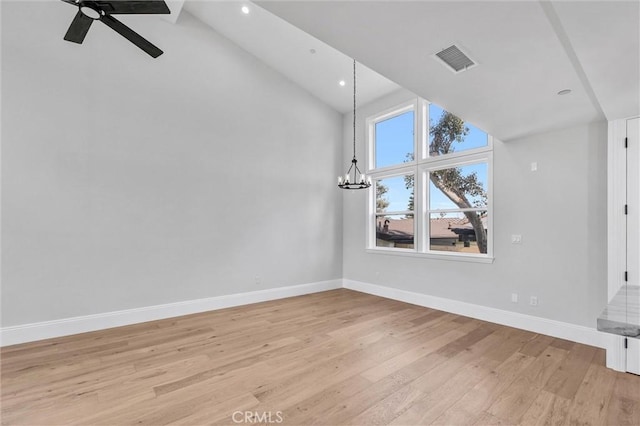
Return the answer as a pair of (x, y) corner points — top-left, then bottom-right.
(0, 279), (342, 347)
(1, 278), (620, 363)
(344, 279), (613, 350)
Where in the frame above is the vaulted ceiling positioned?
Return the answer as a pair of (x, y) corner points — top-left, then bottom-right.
(182, 1), (400, 113)
(186, 0), (639, 141)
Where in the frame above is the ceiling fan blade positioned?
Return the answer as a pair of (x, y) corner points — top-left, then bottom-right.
(96, 1), (170, 15)
(100, 14), (163, 58)
(64, 10), (94, 44)
(60, 0), (78, 6)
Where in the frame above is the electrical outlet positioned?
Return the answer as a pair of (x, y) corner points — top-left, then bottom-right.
(531, 162), (538, 171)
(254, 275), (261, 285)
(511, 293), (518, 303)
(511, 234), (522, 244)
(530, 296), (538, 306)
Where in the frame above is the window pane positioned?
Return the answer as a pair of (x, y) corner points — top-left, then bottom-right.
(375, 110), (414, 168)
(428, 211), (488, 254)
(376, 175), (414, 213)
(429, 163), (487, 210)
(376, 214), (414, 249)
(429, 103), (488, 156)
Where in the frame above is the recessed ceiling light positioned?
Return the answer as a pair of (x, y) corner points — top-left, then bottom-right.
(309, 48), (316, 55)
(339, 80), (346, 87)
(241, 5), (250, 14)
(557, 89), (572, 95)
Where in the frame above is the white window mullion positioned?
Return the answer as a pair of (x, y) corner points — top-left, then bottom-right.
(367, 118), (376, 172)
(486, 151), (494, 257)
(421, 98), (429, 161)
(427, 208), (489, 214)
(416, 168), (426, 252)
(375, 211), (414, 217)
(367, 175), (376, 249)
(414, 99), (425, 252)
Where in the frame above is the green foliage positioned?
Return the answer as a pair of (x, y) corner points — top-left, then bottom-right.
(404, 153), (415, 213)
(402, 109), (488, 253)
(376, 181), (390, 212)
(429, 111), (469, 156)
(428, 111), (485, 207)
(430, 168), (487, 208)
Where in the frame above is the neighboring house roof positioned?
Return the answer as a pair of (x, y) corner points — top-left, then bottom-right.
(376, 217), (415, 243)
(431, 217), (469, 239)
(376, 216), (487, 242)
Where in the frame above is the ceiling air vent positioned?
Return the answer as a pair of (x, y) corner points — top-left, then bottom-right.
(434, 45), (476, 73)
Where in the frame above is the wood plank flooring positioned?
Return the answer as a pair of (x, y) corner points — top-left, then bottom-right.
(1, 289), (638, 425)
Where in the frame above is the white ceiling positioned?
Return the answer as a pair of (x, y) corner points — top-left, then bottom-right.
(182, 1), (400, 113)
(163, 0), (186, 24)
(184, 0), (639, 141)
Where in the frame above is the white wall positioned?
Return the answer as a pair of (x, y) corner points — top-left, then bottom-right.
(0, 1), (610, 335)
(1, 1), (343, 327)
(343, 90), (608, 328)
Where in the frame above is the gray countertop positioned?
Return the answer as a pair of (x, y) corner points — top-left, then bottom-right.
(597, 285), (640, 337)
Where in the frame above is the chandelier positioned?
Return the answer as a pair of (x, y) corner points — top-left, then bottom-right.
(338, 60), (371, 190)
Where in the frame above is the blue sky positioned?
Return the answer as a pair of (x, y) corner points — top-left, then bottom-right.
(375, 103), (488, 213)
(375, 111), (414, 169)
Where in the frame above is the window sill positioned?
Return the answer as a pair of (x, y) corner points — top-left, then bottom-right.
(365, 248), (495, 264)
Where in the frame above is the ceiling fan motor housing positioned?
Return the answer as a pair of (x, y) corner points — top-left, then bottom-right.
(79, 3), (102, 20)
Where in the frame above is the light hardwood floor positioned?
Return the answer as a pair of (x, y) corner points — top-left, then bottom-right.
(1, 289), (639, 425)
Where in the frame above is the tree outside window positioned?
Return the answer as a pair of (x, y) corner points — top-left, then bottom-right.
(368, 99), (491, 258)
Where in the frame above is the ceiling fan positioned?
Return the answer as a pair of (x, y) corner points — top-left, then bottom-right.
(61, 0), (170, 58)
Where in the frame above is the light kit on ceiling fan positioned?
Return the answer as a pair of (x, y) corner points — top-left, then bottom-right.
(60, 0), (171, 58)
(338, 59), (371, 190)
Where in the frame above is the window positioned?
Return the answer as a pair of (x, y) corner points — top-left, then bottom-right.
(374, 109), (414, 168)
(367, 99), (493, 261)
(426, 159), (489, 255)
(375, 174), (414, 249)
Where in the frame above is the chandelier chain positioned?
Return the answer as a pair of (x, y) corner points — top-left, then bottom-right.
(352, 59), (356, 160)
(337, 58), (370, 190)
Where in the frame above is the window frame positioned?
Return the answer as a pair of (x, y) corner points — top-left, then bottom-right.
(366, 97), (494, 263)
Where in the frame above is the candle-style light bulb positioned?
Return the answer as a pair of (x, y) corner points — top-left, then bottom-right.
(360, 174), (366, 183)
(345, 173), (350, 183)
(338, 176), (343, 185)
